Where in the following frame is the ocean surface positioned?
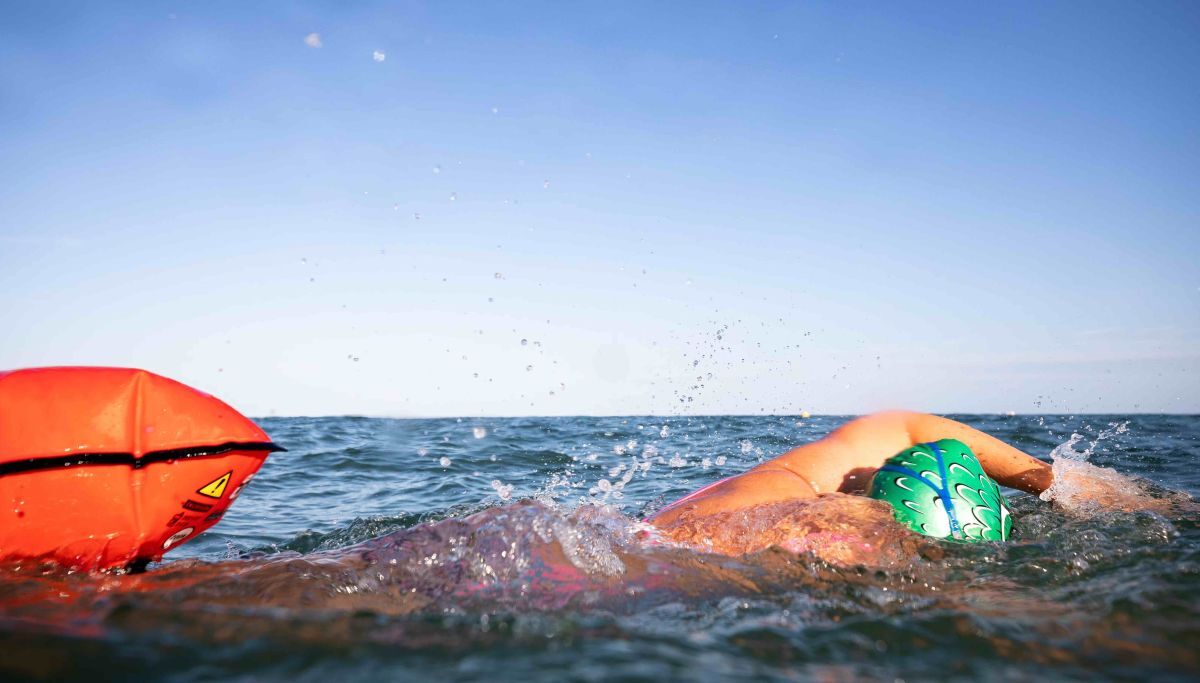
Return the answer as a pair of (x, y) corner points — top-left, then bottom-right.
(1, 414), (1198, 682)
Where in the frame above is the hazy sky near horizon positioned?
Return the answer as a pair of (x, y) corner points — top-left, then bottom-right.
(2, 1), (1197, 416)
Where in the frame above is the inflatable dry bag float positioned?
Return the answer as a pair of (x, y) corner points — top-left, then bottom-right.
(0, 367), (282, 571)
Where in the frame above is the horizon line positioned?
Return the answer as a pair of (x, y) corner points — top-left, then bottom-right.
(251, 411), (1200, 420)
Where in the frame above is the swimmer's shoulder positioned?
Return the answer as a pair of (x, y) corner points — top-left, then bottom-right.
(650, 465), (817, 527)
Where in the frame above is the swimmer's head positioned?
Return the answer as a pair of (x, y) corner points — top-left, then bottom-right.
(868, 439), (1012, 542)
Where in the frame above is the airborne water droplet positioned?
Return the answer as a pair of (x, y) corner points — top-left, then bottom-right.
(490, 479), (513, 500)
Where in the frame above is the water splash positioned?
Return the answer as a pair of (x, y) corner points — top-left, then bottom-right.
(1040, 424), (1158, 514)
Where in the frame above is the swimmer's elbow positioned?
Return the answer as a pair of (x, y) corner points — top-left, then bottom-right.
(849, 410), (934, 431)
(837, 410), (932, 447)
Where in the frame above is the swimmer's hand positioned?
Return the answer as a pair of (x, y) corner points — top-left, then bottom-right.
(1040, 459), (1176, 515)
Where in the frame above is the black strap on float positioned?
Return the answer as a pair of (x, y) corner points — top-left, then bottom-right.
(0, 441), (286, 477)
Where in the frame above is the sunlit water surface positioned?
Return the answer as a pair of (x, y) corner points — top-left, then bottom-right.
(1, 414), (1197, 682)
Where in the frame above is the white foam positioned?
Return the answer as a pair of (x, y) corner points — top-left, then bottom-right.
(1039, 426), (1148, 514)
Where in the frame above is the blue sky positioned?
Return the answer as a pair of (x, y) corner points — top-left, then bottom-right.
(1, 1), (1197, 416)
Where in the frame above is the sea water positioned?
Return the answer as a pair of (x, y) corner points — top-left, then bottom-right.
(1, 414), (1197, 681)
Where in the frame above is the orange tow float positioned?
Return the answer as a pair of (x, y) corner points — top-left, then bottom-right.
(0, 367), (282, 571)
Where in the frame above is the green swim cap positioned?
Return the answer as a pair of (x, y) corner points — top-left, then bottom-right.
(868, 439), (1012, 542)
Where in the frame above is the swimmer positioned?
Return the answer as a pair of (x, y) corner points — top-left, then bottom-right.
(649, 411), (1145, 559)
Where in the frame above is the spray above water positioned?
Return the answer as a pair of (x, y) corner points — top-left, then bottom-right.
(1039, 423), (1158, 514)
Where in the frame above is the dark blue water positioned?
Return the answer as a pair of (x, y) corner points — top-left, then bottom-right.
(2, 414), (1198, 681)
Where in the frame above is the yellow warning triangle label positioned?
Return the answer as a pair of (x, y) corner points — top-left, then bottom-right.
(197, 471), (233, 499)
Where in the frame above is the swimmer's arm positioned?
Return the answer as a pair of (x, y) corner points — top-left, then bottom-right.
(768, 411), (1053, 496)
(912, 415), (1180, 513)
(899, 412), (1052, 495)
